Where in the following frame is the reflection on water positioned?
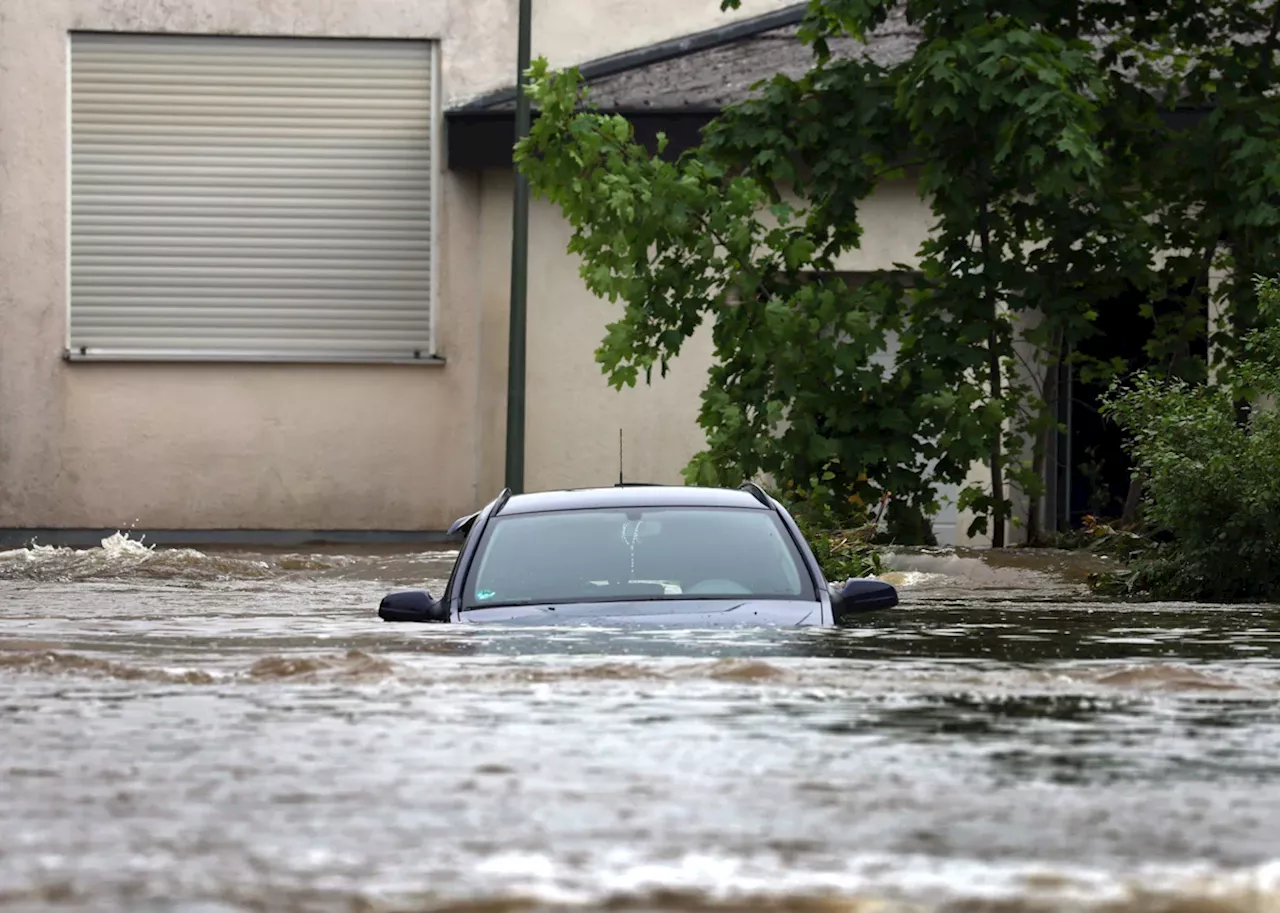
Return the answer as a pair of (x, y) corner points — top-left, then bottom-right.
(2, 534), (1280, 912)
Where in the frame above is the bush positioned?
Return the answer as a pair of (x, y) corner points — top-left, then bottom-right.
(871, 499), (939, 547)
(1098, 276), (1280, 601)
(767, 473), (886, 582)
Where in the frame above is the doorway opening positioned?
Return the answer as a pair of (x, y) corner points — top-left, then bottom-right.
(1055, 277), (1209, 529)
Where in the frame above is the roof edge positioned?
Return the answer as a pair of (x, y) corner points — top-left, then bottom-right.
(454, 2), (809, 111)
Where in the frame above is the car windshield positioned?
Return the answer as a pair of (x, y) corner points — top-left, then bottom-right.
(462, 506), (815, 609)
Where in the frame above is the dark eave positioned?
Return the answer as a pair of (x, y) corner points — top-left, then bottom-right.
(447, 106), (719, 170)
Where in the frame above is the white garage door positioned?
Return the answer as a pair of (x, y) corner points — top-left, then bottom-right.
(68, 33), (437, 362)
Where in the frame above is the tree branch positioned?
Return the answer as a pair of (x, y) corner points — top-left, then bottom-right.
(871, 159), (933, 180)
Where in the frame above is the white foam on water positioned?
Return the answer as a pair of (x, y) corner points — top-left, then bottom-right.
(1, 530), (205, 565)
(0, 531), (328, 582)
(466, 850), (1280, 910)
(0, 542), (65, 564)
(878, 570), (949, 589)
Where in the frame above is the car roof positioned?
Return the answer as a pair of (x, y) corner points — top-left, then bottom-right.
(496, 485), (771, 516)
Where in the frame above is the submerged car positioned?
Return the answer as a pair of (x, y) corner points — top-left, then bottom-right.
(376, 482), (898, 627)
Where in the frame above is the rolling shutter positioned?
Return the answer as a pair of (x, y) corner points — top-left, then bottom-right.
(68, 33), (437, 362)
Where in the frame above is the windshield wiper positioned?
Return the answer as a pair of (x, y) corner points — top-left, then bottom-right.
(464, 598), (543, 609)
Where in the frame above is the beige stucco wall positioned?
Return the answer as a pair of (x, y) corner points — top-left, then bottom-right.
(0, 0), (491, 530)
(476, 170), (717, 499)
(0, 0), (807, 531)
(0, 0), (1014, 539)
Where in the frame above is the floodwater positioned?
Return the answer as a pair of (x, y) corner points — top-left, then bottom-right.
(2, 535), (1280, 913)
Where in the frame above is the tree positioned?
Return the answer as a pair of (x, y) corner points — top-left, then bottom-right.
(514, 0), (1280, 546)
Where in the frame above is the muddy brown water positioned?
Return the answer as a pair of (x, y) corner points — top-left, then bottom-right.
(2, 534), (1280, 913)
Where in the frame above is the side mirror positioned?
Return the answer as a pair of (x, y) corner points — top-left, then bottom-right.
(831, 578), (898, 622)
(378, 590), (448, 623)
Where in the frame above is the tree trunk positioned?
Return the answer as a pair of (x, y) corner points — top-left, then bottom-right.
(978, 195), (1005, 548)
(988, 325), (1005, 548)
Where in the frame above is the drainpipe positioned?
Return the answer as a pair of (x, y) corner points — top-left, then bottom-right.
(504, 0), (533, 494)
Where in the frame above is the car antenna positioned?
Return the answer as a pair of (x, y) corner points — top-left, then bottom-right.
(618, 428), (624, 485)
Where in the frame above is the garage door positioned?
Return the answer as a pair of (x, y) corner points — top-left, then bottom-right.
(68, 33), (437, 362)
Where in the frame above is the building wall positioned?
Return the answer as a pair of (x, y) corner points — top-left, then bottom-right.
(0, 0), (1034, 540)
(0, 0), (800, 532)
(475, 170), (717, 500)
(1, 0), (475, 530)
(477, 170), (992, 546)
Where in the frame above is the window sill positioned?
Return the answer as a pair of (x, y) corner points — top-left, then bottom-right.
(63, 348), (447, 366)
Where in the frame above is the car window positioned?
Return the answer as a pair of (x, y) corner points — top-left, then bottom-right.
(462, 506), (814, 609)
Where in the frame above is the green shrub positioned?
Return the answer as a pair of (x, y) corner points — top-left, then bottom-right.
(871, 499), (939, 547)
(1098, 276), (1280, 601)
(767, 472), (886, 582)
